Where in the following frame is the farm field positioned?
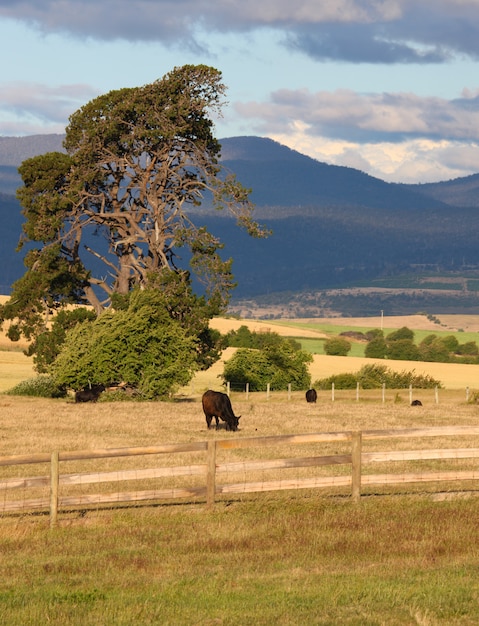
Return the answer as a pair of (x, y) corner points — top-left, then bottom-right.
(1, 393), (479, 624)
(2, 313), (479, 392)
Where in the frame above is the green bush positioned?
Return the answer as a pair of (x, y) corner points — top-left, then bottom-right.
(418, 336), (451, 362)
(222, 340), (312, 392)
(314, 363), (442, 390)
(50, 289), (198, 399)
(224, 326), (301, 351)
(365, 335), (387, 358)
(26, 308), (96, 373)
(324, 336), (351, 356)
(456, 341), (479, 356)
(5, 375), (67, 398)
(316, 373), (358, 390)
(386, 326), (415, 342)
(386, 339), (420, 361)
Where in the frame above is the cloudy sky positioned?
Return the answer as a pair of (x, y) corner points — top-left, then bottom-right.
(1, 0), (479, 183)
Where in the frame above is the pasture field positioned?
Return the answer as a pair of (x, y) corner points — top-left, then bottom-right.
(1, 393), (479, 624)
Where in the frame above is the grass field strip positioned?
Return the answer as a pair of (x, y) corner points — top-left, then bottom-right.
(1, 426), (479, 525)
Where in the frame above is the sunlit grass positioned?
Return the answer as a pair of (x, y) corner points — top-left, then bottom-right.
(1, 496), (479, 624)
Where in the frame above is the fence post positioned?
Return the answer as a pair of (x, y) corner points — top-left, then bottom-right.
(331, 382), (335, 402)
(246, 382), (249, 400)
(382, 383), (386, 404)
(409, 384), (413, 405)
(351, 432), (362, 502)
(466, 387), (470, 402)
(206, 440), (217, 508)
(356, 382), (360, 402)
(288, 383), (291, 401)
(266, 383), (270, 401)
(226, 381), (231, 397)
(50, 451), (59, 528)
(435, 385), (439, 404)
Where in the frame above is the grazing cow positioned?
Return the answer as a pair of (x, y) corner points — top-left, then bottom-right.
(306, 388), (317, 403)
(411, 399), (423, 406)
(202, 390), (241, 431)
(75, 384), (105, 403)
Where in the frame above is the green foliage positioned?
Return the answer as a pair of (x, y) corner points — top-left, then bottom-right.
(418, 335), (451, 363)
(323, 336), (351, 356)
(224, 325), (301, 351)
(316, 373), (358, 390)
(362, 325), (479, 365)
(315, 363), (442, 390)
(222, 340), (312, 391)
(2, 64), (267, 358)
(456, 341), (479, 356)
(26, 307), (96, 373)
(442, 335), (459, 351)
(5, 375), (66, 398)
(385, 338), (420, 361)
(364, 333), (387, 358)
(386, 326), (415, 342)
(51, 290), (198, 399)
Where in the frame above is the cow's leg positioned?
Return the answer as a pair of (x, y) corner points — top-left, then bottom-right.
(206, 414), (213, 429)
(215, 416), (220, 429)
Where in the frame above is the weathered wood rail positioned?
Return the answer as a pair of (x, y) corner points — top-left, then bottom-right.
(1, 426), (479, 527)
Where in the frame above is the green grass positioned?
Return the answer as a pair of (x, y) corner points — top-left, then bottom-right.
(272, 321), (479, 358)
(2, 496), (479, 624)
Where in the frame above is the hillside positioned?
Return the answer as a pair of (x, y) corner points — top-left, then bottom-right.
(1, 134), (479, 315)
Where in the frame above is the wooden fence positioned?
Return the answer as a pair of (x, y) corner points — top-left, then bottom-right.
(1, 426), (479, 527)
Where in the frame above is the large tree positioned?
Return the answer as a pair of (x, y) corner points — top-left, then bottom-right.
(1, 65), (267, 341)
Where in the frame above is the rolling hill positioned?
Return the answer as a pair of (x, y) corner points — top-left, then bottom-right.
(1, 134), (479, 315)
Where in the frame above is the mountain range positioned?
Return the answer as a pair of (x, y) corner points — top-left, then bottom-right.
(1, 134), (479, 315)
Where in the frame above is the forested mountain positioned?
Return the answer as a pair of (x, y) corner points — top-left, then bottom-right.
(1, 134), (479, 314)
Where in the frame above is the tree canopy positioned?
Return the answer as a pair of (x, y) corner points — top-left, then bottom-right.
(1, 65), (268, 340)
(222, 338), (312, 392)
(51, 289), (197, 399)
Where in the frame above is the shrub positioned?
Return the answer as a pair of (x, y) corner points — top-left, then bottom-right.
(26, 308), (96, 373)
(365, 336), (387, 358)
(50, 289), (198, 399)
(386, 326), (414, 342)
(324, 337), (351, 356)
(456, 341), (479, 356)
(314, 363), (442, 390)
(316, 373), (358, 390)
(386, 339), (420, 361)
(222, 341), (312, 392)
(418, 336), (451, 363)
(6, 375), (67, 398)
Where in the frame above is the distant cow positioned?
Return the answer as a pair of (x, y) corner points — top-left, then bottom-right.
(75, 384), (105, 403)
(306, 389), (317, 403)
(411, 399), (423, 406)
(202, 390), (241, 431)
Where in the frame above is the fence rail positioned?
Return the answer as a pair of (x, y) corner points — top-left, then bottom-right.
(1, 426), (479, 526)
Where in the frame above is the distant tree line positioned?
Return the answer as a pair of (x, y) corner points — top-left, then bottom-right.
(363, 326), (479, 364)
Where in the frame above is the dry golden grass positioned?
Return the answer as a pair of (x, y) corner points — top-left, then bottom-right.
(1, 388), (478, 458)
(1, 390), (478, 520)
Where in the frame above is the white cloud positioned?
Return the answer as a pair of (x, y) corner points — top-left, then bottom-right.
(0, 82), (98, 135)
(268, 125), (479, 183)
(1, 1), (479, 62)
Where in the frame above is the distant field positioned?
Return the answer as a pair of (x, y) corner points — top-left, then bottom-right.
(208, 316), (479, 390)
(1, 309), (479, 392)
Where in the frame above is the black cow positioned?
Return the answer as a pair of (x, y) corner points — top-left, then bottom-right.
(411, 399), (423, 406)
(202, 390), (241, 431)
(306, 388), (317, 403)
(75, 384), (105, 403)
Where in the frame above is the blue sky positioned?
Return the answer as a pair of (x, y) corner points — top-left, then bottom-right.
(1, 0), (479, 183)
